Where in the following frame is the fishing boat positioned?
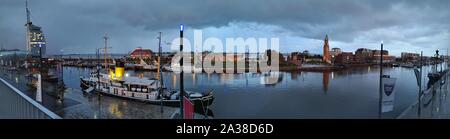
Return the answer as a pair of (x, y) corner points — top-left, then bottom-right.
(80, 61), (214, 107)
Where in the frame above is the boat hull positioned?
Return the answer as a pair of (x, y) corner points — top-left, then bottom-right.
(97, 89), (214, 108)
(80, 75), (214, 109)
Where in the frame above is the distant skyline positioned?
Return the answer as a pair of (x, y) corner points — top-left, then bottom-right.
(0, 0), (449, 56)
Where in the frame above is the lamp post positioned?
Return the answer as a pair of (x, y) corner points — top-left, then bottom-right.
(39, 44), (42, 72)
(179, 24), (184, 119)
(436, 49), (439, 72)
(37, 43), (43, 103)
(378, 41), (383, 118)
(157, 32), (164, 117)
(438, 49), (442, 72)
(60, 49), (64, 79)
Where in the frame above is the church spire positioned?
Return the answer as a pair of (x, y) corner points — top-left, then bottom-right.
(323, 34), (331, 64)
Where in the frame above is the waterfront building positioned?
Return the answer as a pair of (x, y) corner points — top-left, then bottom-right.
(302, 50), (310, 56)
(25, 1), (46, 58)
(372, 50), (395, 63)
(372, 55), (396, 63)
(335, 52), (354, 64)
(0, 49), (28, 57)
(401, 52), (420, 62)
(288, 52), (304, 67)
(0, 49), (28, 66)
(354, 48), (373, 63)
(372, 50), (389, 56)
(130, 47), (154, 59)
(298, 53), (323, 63)
(330, 48), (342, 58)
(264, 49), (285, 64)
(372, 52), (395, 64)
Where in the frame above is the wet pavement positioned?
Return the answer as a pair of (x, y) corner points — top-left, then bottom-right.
(0, 67), (178, 119)
(2, 64), (450, 119)
(398, 71), (450, 119)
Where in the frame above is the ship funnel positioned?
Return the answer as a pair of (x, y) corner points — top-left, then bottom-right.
(115, 60), (125, 79)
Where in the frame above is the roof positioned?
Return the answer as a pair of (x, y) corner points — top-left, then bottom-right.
(123, 76), (157, 86)
(0, 50), (28, 57)
(130, 48), (153, 56)
(29, 24), (43, 32)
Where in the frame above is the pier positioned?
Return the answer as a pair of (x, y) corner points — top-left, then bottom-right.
(398, 69), (450, 119)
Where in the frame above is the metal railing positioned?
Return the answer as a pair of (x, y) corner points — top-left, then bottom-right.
(396, 70), (449, 118)
(0, 78), (61, 119)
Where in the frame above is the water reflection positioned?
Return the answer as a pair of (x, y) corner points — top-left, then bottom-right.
(260, 72), (284, 86)
(290, 72), (298, 80)
(109, 103), (124, 119)
(323, 71), (330, 93)
(4, 64), (442, 119)
(172, 74), (177, 87)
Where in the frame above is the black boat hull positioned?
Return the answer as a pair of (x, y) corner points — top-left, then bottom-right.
(98, 90), (214, 108)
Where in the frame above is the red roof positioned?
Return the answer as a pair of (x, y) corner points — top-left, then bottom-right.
(130, 48), (153, 56)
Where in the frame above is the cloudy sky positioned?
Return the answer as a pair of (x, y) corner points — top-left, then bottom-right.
(0, 0), (449, 56)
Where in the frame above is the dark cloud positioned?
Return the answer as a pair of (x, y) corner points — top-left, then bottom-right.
(0, 0), (448, 55)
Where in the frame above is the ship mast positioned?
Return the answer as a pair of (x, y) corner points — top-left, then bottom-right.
(157, 32), (162, 80)
(104, 34), (109, 73)
(157, 32), (164, 116)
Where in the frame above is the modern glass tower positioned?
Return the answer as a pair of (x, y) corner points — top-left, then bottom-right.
(25, 0), (46, 58)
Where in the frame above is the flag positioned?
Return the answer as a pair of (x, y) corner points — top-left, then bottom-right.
(382, 77), (397, 113)
(414, 68), (421, 87)
(183, 96), (194, 119)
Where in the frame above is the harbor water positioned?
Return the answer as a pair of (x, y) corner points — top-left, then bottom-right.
(1, 64), (449, 119)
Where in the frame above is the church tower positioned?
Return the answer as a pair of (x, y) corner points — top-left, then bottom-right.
(323, 34), (331, 63)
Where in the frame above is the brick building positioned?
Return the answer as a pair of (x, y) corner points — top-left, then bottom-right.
(335, 52), (354, 64)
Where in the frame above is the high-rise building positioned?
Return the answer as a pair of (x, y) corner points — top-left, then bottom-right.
(25, 1), (46, 58)
(323, 35), (331, 63)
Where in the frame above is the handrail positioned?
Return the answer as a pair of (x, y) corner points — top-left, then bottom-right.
(0, 77), (61, 119)
(396, 70), (449, 118)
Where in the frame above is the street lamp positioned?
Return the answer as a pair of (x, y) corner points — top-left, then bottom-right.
(378, 40), (384, 118)
(179, 24), (185, 119)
